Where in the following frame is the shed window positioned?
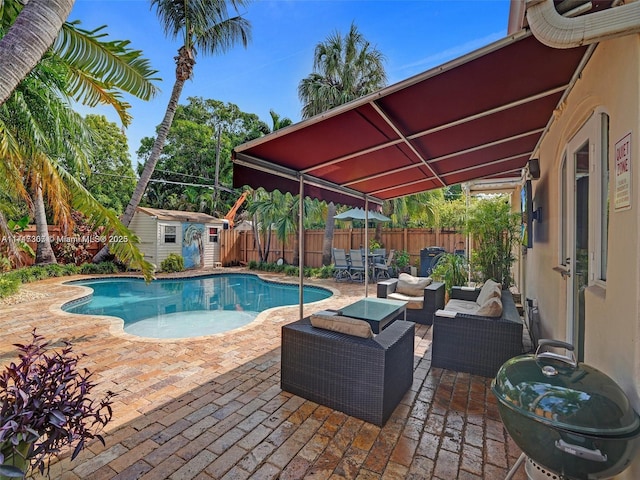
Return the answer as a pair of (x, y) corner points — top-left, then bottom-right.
(164, 225), (176, 243)
(209, 227), (218, 243)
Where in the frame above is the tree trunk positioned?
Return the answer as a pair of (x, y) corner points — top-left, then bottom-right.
(0, 211), (21, 266)
(33, 183), (57, 265)
(321, 202), (336, 265)
(0, 0), (75, 106)
(93, 66), (187, 263)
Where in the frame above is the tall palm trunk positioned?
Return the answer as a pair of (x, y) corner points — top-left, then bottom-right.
(93, 48), (192, 263)
(33, 183), (57, 265)
(0, 0), (75, 105)
(321, 202), (336, 265)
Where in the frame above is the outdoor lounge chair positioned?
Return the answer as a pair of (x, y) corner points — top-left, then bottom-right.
(374, 249), (395, 280)
(377, 273), (445, 325)
(349, 249), (366, 282)
(281, 315), (415, 426)
(332, 248), (352, 282)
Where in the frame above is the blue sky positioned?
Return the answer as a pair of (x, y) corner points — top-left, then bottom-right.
(69, 0), (511, 165)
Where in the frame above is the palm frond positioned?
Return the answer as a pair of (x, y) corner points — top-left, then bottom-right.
(53, 161), (155, 281)
(54, 22), (160, 106)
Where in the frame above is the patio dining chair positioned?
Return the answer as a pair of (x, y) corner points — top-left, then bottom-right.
(332, 248), (352, 282)
(374, 249), (395, 280)
(349, 249), (366, 282)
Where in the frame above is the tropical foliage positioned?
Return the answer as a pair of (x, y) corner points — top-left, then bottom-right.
(137, 97), (268, 216)
(101, 0), (253, 266)
(466, 196), (521, 288)
(0, 0), (75, 105)
(82, 115), (137, 215)
(298, 22), (387, 265)
(0, 330), (114, 477)
(0, 1), (159, 278)
(430, 253), (468, 296)
(298, 22), (386, 118)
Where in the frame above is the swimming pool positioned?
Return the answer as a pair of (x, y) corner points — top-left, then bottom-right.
(63, 274), (332, 339)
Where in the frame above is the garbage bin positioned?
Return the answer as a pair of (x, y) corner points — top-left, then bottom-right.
(420, 246), (446, 276)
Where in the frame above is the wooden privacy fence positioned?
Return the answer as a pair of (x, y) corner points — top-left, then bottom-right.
(4, 226), (103, 267)
(219, 228), (467, 269)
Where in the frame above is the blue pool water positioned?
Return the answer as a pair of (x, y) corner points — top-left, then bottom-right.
(63, 274), (332, 339)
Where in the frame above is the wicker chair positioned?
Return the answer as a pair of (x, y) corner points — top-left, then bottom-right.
(281, 316), (415, 426)
(431, 288), (523, 377)
(377, 277), (445, 325)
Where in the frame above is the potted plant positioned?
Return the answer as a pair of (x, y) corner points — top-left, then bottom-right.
(392, 250), (411, 276)
(0, 330), (115, 479)
(430, 253), (468, 299)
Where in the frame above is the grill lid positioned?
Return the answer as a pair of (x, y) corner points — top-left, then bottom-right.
(492, 339), (640, 437)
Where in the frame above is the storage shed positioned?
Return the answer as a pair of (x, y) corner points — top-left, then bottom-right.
(130, 207), (227, 270)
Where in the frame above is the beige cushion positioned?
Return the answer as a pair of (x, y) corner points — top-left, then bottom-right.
(387, 292), (423, 310)
(476, 279), (502, 306)
(444, 299), (480, 314)
(310, 314), (374, 338)
(396, 273), (432, 297)
(475, 297), (503, 317)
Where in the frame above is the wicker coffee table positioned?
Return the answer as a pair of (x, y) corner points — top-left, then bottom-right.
(340, 297), (407, 334)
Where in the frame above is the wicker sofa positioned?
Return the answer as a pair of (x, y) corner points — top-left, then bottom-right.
(377, 273), (445, 325)
(431, 285), (523, 377)
(281, 315), (415, 426)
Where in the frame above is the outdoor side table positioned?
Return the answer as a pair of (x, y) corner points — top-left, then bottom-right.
(340, 297), (407, 334)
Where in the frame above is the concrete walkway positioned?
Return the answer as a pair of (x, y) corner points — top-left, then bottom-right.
(0, 270), (527, 479)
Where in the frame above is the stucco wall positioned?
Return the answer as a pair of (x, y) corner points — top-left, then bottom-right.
(525, 34), (640, 478)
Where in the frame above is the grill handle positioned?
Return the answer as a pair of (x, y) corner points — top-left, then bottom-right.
(535, 339), (577, 368)
(555, 439), (608, 462)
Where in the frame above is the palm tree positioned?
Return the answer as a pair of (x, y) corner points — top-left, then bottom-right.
(298, 22), (387, 265)
(0, 0), (75, 105)
(269, 109), (292, 131)
(94, 0), (252, 263)
(1, 6), (159, 276)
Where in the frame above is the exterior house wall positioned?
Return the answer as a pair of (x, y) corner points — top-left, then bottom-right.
(129, 212), (160, 266)
(525, 35), (640, 478)
(156, 221), (182, 265)
(131, 210), (224, 270)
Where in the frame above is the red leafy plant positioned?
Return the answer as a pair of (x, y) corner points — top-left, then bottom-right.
(0, 330), (114, 478)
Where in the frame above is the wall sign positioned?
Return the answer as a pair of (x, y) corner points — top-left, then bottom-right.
(614, 132), (632, 211)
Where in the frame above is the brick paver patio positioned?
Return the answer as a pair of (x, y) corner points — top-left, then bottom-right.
(0, 270), (527, 479)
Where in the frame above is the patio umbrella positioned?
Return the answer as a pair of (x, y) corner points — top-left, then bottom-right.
(334, 208), (390, 249)
(334, 207), (390, 223)
(334, 208), (391, 295)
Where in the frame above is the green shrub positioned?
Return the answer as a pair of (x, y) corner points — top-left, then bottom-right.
(0, 275), (20, 298)
(160, 254), (184, 273)
(78, 263), (101, 274)
(95, 262), (120, 275)
(0, 256), (11, 273)
(430, 253), (468, 296)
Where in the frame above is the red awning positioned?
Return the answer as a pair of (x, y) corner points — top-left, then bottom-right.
(233, 31), (590, 207)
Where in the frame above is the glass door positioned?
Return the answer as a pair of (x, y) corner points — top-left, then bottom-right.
(564, 125), (591, 362)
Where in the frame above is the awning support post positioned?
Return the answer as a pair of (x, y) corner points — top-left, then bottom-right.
(299, 176), (304, 319)
(364, 198), (369, 297)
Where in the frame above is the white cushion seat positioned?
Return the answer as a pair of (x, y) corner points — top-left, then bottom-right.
(387, 292), (423, 310)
